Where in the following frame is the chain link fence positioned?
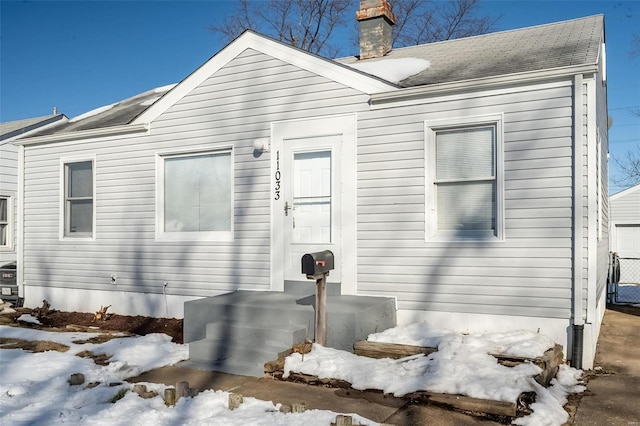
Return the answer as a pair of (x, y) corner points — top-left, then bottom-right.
(608, 253), (640, 305)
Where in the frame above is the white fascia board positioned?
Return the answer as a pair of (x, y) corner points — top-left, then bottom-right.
(370, 63), (599, 108)
(132, 31), (397, 125)
(13, 123), (149, 147)
(610, 183), (640, 201)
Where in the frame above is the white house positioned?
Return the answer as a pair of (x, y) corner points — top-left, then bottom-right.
(0, 114), (67, 267)
(13, 4), (609, 370)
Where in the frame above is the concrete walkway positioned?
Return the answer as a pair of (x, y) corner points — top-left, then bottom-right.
(573, 305), (640, 426)
(131, 365), (501, 425)
(129, 306), (640, 425)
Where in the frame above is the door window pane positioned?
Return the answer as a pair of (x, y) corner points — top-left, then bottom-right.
(293, 151), (331, 244)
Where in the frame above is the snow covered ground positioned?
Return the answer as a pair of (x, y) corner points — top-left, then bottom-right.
(285, 324), (586, 426)
(0, 320), (584, 425)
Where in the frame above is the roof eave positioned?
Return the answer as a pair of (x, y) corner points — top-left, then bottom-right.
(371, 63), (600, 108)
(0, 114), (68, 145)
(14, 123), (149, 147)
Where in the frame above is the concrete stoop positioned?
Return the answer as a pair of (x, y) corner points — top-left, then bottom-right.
(182, 289), (396, 377)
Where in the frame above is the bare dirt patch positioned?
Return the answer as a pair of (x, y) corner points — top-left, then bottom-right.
(0, 337), (69, 352)
(1, 306), (183, 343)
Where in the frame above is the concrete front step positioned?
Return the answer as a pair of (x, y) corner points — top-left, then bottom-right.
(189, 338), (289, 377)
(178, 358), (267, 377)
(184, 290), (397, 377)
(205, 321), (309, 348)
(184, 291), (315, 343)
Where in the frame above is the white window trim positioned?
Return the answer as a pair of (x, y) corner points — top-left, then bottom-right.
(425, 114), (505, 242)
(59, 156), (96, 241)
(155, 146), (234, 242)
(0, 193), (14, 251)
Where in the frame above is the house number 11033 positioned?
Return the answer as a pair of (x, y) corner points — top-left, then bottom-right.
(274, 150), (281, 200)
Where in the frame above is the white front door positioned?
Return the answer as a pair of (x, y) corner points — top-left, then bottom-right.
(271, 115), (357, 293)
(283, 135), (341, 282)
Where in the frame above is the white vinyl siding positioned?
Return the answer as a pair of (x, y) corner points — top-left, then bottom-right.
(0, 142), (18, 264)
(21, 48), (369, 299)
(358, 81), (575, 320)
(61, 158), (95, 239)
(426, 116), (503, 241)
(157, 149), (233, 241)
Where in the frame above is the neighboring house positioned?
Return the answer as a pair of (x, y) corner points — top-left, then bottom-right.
(610, 184), (640, 283)
(0, 114), (67, 266)
(14, 4), (609, 369)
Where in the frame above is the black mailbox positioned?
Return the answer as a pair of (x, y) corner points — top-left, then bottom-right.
(301, 250), (334, 276)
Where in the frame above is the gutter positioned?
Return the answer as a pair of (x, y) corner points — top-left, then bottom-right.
(370, 63), (599, 108)
(13, 123), (149, 147)
(572, 73), (585, 369)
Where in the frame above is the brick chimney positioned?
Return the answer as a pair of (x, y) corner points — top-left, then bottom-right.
(356, 0), (396, 59)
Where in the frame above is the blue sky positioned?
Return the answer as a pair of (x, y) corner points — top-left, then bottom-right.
(1, 1), (638, 192)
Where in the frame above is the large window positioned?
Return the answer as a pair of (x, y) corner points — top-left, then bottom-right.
(157, 149), (233, 241)
(62, 159), (94, 238)
(0, 195), (12, 249)
(426, 116), (503, 241)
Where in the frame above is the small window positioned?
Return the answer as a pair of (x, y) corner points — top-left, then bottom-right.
(0, 195), (12, 250)
(157, 149), (233, 241)
(63, 160), (94, 238)
(426, 116), (504, 241)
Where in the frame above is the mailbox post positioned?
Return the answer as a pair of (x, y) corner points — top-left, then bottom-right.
(301, 250), (334, 346)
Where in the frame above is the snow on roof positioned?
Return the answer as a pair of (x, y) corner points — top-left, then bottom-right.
(347, 58), (430, 84)
(68, 103), (116, 123)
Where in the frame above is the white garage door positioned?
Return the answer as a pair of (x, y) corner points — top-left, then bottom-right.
(615, 224), (640, 285)
(616, 224), (640, 258)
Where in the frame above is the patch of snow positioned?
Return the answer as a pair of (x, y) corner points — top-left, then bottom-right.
(368, 323), (555, 359)
(285, 325), (583, 426)
(0, 325), (377, 425)
(284, 342), (540, 401)
(153, 83), (176, 93)
(17, 314), (41, 325)
(348, 58), (430, 84)
(69, 103), (116, 123)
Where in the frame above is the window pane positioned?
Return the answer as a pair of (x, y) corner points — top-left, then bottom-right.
(0, 224), (6, 246)
(436, 127), (494, 180)
(68, 161), (93, 198)
(68, 200), (93, 233)
(437, 181), (495, 232)
(164, 152), (231, 232)
(0, 198), (6, 222)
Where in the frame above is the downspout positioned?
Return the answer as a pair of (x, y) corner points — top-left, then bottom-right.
(572, 74), (584, 369)
(17, 144), (25, 303)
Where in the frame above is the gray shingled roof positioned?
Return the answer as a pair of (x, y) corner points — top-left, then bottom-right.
(30, 85), (175, 137)
(0, 114), (67, 141)
(338, 15), (604, 87)
(25, 16), (603, 139)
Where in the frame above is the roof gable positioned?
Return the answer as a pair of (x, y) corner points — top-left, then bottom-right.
(611, 184), (640, 201)
(132, 31), (397, 125)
